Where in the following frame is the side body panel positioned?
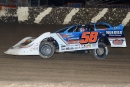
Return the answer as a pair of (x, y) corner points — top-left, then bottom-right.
(94, 23), (127, 47)
(51, 32), (98, 52)
(5, 31), (99, 55)
(4, 32), (52, 55)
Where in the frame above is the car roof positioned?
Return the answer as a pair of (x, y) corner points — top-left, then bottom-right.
(54, 22), (111, 33)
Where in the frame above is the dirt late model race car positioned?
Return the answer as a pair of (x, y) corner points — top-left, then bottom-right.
(4, 22), (127, 59)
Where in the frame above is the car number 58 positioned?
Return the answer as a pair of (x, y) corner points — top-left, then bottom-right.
(80, 32), (98, 44)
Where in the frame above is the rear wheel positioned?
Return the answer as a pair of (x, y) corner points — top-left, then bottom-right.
(39, 42), (55, 58)
(91, 43), (108, 59)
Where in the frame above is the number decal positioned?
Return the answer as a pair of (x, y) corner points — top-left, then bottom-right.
(89, 32), (98, 42)
(80, 32), (90, 44)
(80, 32), (98, 44)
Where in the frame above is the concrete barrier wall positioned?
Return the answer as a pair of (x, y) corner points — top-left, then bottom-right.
(0, 7), (130, 26)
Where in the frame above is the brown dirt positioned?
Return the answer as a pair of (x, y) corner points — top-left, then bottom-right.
(0, 23), (130, 87)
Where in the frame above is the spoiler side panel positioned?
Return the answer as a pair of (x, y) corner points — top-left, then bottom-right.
(108, 25), (127, 47)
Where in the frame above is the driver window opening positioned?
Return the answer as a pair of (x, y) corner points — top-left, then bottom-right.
(74, 26), (80, 32)
(68, 26), (76, 32)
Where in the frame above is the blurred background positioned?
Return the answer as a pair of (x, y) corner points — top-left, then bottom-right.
(0, 0), (130, 8)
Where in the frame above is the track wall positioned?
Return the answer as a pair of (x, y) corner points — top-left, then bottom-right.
(0, 7), (130, 26)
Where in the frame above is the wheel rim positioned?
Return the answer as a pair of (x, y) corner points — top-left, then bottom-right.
(96, 47), (105, 56)
(41, 45), (51, 56)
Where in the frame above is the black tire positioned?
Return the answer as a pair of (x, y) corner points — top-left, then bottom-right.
(39, 42), (55, 58)
(91, 43), (108, 59)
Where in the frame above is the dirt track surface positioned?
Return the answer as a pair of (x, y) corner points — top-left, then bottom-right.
(0, 23), (130, 87)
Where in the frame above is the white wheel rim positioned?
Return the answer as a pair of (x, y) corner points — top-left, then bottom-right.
(96, 47), (104, 55)
(41, 45), (51, 55)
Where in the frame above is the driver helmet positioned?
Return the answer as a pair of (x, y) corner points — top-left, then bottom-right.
(80, 27), (85, 32)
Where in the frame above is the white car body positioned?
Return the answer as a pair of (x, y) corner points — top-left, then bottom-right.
(4, 32), (99, 55)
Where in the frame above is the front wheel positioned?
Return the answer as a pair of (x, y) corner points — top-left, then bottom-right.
(39, 42), (55, 58)
(91, 43), (108, 59)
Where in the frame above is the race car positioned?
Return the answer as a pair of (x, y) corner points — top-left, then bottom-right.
(4, 22), (127, 59)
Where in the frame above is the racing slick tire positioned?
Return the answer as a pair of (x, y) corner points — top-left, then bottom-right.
(91, 43), (108, 59)
(39, 42), (55, 58)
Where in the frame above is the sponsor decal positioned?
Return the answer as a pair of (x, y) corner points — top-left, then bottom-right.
(61, 34), (68, 38)
(61, 45), (66, 47)
(68, 44), (78, 47)
(106, 31), (122, 35)
(66, 47), (69, 50)
(61, 34), (70, 41)
(61, 47), (66, 50)
(70, 47), (74, 50)
(113, 39), (124, 45)
(75, 44), (79, 46)
(81, 44), (86, 48)
(68, 40), (79, 44)
(98, 28), (108, 30)
(66, 34), (74, 38)
(35, 43), (39, 46)
(86, 44), (92, 48)
(75, 47), (79, 49)
(69, 37), (79, 40)
(61, 34), (79, 41)
(30, 47), (38, 51)
(66, 33), (73, 35)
